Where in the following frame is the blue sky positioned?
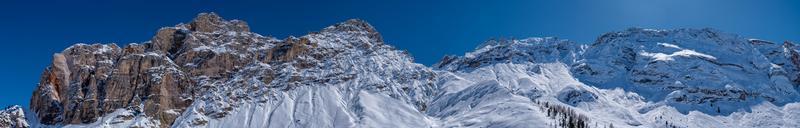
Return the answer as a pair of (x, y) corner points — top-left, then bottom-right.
(0, 0), (798, 108)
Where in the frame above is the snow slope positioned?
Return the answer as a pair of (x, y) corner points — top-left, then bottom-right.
(575, 28), (800, 115)
(167, 19), (439, 128)
(55, 27), (800, 128)
(433, 35), (800, 127)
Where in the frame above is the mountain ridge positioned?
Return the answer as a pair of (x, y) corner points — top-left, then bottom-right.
(2, 13), (799, 128)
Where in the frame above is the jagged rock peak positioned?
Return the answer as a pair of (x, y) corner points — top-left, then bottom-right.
(323, 19), (375, 33)
(0, 105), (29, 128)
(785, 40), (797, 47)
(61, 43), (122, 55)
(434, 37), (582, 71)
(593, 27), (740, 46)
(29, 13), (272, 127)
(322, 19), (383, 42)
(618, 27), (723, 35)
(148, 12), (261, 55)
(187, 12), (250, 33)
(0, 105), (24, 115)
(28, 13), (411, 128)
(474, 37), (567, 49)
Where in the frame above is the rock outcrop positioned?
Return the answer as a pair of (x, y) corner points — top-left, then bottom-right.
(0, 105), (28, 128)
(28, 12), (435, 128)
(29, 12), (258, 128)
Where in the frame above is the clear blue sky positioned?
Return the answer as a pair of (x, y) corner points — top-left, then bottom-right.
(1, 0), (798, 108)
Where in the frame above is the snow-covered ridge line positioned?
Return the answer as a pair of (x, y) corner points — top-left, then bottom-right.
(4, 12), (800, 128)
(434, 27), (800, 127)
(434, 37), (583, 71)
(448, 27), (800, 103)
(23, 12), (437, 128)
(0, 105), (29, 128)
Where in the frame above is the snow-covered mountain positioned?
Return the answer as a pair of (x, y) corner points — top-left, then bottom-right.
(25, 13), (436, 128)
(433, 35), (800, 127)
(575, 28), (800, 115)
(3, 13), (799, 128)
(0, 105), (29, 128)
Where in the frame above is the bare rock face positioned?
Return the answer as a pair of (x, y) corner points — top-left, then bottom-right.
(31, 44), (121, 124)
(29, 13), (258, 128)
(28, 12), (432, 128)
(187, 12), (249, 33)
(322, 19), (382, 43)
(102, 50), (194, 126)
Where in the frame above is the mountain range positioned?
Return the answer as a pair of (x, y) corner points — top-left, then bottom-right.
(2, 13), (799, 128)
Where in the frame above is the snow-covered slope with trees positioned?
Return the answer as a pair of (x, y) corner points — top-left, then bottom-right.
(574, 28), (800, 115)
(434, 36), (800, 127)
(2, 13), (799, 128)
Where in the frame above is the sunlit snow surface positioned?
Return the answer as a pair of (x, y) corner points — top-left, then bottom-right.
(435, 62), (800, 127)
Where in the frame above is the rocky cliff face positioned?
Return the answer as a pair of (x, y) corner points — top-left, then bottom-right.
(28, 13), (436, 128)
(168, 18), (437, 127)
(28, 13), (264, 127)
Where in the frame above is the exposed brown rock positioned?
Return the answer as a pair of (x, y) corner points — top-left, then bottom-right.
(31, 44), (122, 124)
(150, 28), (186, 54)
(323, 19), (382, 43)
(28, 12), (371, 128)
(102, 52), (193, 126)
(187, 13), (249, 33)
(266, 37), (312, 62)
(29, 42), (197, 128)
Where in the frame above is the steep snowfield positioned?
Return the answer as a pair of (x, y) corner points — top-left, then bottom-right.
(430, 63), (590, 127)
(575, 28), (800, 115)
(431, 62), (800, 127)
(433, 36), (800, 127)
(166, 19), (438, 128)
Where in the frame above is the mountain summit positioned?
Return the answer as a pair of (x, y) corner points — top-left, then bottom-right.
(3, 13), (799, 128)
